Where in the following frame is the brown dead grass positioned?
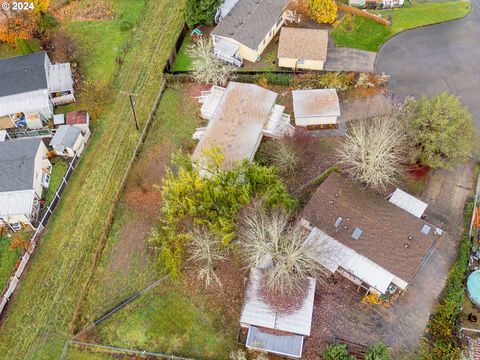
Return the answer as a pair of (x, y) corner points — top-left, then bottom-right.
(105, 143), (173, 275)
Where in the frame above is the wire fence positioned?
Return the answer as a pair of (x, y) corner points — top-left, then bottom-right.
(0, 154), (80, 317)
(61, 340), (195, 360)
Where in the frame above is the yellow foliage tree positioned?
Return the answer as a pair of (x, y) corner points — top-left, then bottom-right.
(0, 0), (49, 45)
(309, 0), (338, 24)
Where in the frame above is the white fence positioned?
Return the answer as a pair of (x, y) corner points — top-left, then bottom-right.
(0, 155), (79, 317)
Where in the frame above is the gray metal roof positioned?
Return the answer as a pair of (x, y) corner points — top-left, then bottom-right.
(0, 139), (42, 192)
(50, 125), (82, 148)
(211, 0), (289, 50)
(246, 326), (304, 358)
(0, 52), (48, 97)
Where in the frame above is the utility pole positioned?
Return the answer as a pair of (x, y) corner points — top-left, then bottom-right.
(121, 91), (140, 131)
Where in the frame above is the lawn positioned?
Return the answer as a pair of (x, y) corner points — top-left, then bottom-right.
(81, 86), (201, 322)
(332, 1), (471, 51)
(0, 39), (42, 59)
(95, 283), (237, 359)
(42, 157), (69, 207)
(0, 1), (186, 359)
(0, 236), (21, 291)
(171, 34), (193, 72)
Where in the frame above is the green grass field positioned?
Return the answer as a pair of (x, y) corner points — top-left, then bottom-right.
(0, 0), (186, 358)
(171, 35), (193, 72)
(332, 1), (471, 51)
(81, 86), (200, 322)
(95, 283), (237, 359)
(0, 236), (21, 291)
(43, 158), (69, 207)
(0, 39), (41, 59)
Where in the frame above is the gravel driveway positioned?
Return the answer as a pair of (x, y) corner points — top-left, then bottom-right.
(375, 0), (480, 127)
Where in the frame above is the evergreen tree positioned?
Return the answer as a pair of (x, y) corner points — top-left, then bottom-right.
(185, 0), (223, 28)
(408, 92), (473, 169)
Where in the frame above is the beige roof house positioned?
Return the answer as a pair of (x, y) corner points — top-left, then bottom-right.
(193, 82), (293, 170)
(292, 89), (341, 128)
(278, 27), (329, 70)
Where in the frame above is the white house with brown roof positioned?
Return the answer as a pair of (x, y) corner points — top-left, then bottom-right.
(292, 89), (341, 129)
(240, 268), (316, 358)
(193, 82), (293, 170)
(211, 0), (292, 64)
(278, 27), (329, 70)
(301, 173), (441, 296)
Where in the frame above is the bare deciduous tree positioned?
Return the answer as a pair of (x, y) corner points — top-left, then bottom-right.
(188, 227), (227, 288)
(240, 204), (325, 298)
(189, 37), (235, 86)
(337, 113), (408, 191)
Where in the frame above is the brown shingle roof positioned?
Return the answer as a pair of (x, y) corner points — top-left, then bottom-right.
(278, 27), (328, 61)
(301, 173), (438, 283)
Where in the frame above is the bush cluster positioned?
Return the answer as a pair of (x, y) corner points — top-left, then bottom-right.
(421, 199), (474, 359)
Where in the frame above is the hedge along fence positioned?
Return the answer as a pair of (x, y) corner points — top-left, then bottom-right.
(337, 3), (391, 26)
(421, 197), (474, 359)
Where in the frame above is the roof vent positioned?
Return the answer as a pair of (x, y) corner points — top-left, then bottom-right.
(352, 227), (362, 240)
(434, 228), (444, 236)
(408, 235), (413, 241)
(404, 243), (409, 249)
(335, 193), (339, 197)
(334, 217), (342, 228)
(329, 200), (334, 204)
(421, 224), (431, 235)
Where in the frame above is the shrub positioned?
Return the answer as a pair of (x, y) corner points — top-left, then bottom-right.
(259, 140), (298, 174)
(37, 12), (58, 34)
(317, 72), (354, 92)
(323, 344), (355, 360)
(150, 148), (295, 277)
(16, 38), (33, 55)
(365, 342), (390, 360)
(119, 20), (133, 31)
(253, 73), (293, 86)
(421, 198), (473, 359)
(309, 0), (338, 24)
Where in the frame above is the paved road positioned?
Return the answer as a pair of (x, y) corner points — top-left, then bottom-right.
(376, 0), (480, 128)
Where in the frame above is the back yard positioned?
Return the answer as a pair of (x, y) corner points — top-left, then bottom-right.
(332, 1), (471, 51)
(0, 0), (185, 358)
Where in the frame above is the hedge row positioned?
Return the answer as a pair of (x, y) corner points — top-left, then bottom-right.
(421, 198), (474, 359)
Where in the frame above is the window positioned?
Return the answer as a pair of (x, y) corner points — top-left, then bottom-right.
(298, 59), (305, 65)
(41, 172), (51, 188)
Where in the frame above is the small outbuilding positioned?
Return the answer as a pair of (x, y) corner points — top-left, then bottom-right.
(292, 89), (341, 129)
(278, 27), (329, 70)
(240, 268), (316, 358)
(50, 125), (85, 158)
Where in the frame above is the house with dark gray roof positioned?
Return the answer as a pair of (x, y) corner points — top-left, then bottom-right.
(0, 138), (52, 230)
(211, 0), (291, 64)
(0, 52), (75, 130)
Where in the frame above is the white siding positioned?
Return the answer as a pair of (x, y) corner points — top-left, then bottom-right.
(295, 115), (339, 126)
(305, 227), (403, 294)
